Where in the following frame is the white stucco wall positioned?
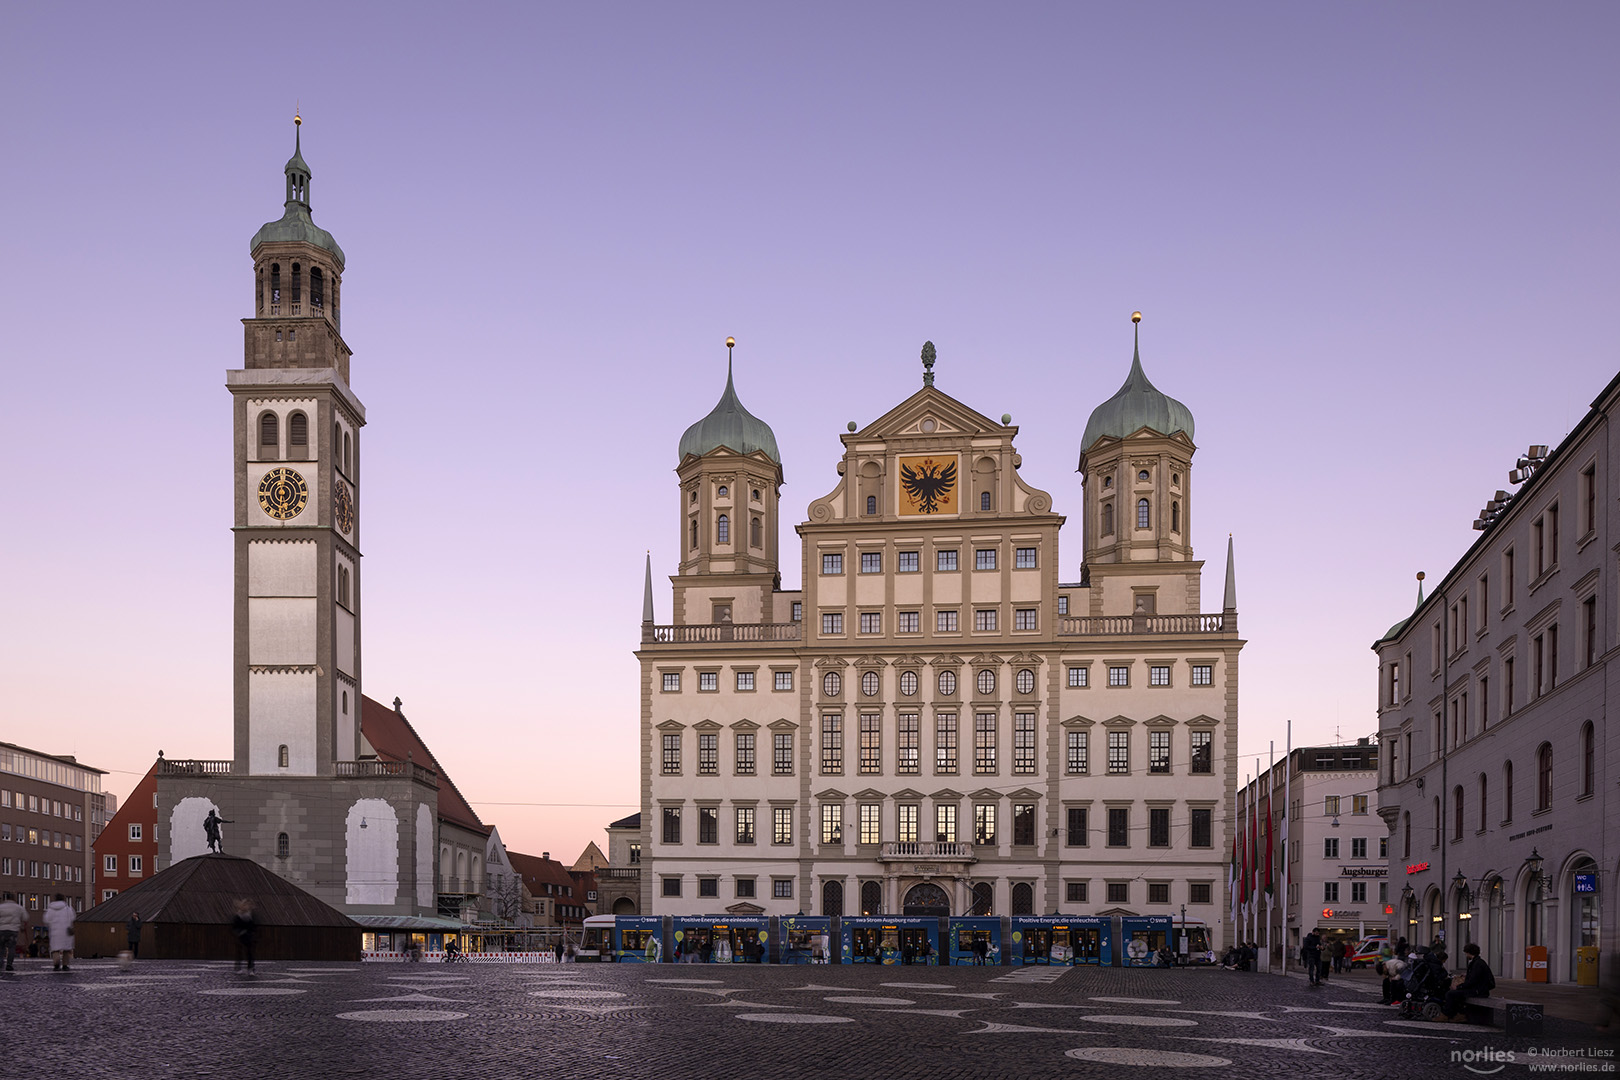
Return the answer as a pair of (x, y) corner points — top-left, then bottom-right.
(415, 803), (435, 909)
(345, 798), (399, 906)
(170, 797), (222, 863)
(248, 539), (317, 596)
(248, 671), (317, 774)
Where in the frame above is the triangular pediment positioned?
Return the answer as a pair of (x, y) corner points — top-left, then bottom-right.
(1008, 653), (1043, 666)
(853, 788), (886, 800)
(1186, 714), (1221, 728)
(815, 788), (848, 801)
(693, 719), (723, 732)
(768, 718), (798, 731)
(730, 719), (760, 731)
(1103, 715), (1137, 727)
(931, 787), (964, 801)
(855, 655), (888, 668)
(655, 719), (686, 731)
(815, 656), (850, 669)
(891, 788), (924, 800)
(892, 655), (924, 669)
(856, 385), (1008, 442)
(725, 901), (767, 915)
(1144, 715), (1178, 728)
(969, 653), (1004, 667)
(969, 787), (1001, 800)
(1008, 787), (1043, 800)
(1096, 905), (1138, 917)
(930, 654), (964, 667)
(1062, 715), (1095, 728)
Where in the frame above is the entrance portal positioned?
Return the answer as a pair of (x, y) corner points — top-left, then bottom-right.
(903, 882), (951, 916)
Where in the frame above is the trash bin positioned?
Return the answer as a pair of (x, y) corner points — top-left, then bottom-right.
(1525, 945), (1549, 983)
(1576, 946), (1600, 987)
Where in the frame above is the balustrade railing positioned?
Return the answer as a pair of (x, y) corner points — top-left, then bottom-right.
(1058, 612), (1230, 636)
(643, 622), (803, 644)
(157, 759), (234, 775)
(880, 841), (977, 860)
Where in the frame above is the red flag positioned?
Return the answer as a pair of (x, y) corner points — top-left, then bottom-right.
(1264, 795), (1275, 896)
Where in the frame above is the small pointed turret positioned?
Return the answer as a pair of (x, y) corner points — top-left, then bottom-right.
(1223, 534), (1238, 612)
(642, 552), (655, 625)
(250, 114), (345, 264)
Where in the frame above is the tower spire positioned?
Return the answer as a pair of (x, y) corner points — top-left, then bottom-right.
(1415, 571), (1426, 607)
(1223, 533), (1238, 612)
(642, 552), (655, 625)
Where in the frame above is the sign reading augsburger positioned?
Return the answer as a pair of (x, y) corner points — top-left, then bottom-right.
(1340, 866), (1389, 877)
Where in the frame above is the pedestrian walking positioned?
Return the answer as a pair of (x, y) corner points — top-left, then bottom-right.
(0, 892), (25, 972)
(126, 912), (143, 961)
(1332, 939), (1347, 974)
(554, 937), (564, 964)
(44, 894), (75, 972)
(973, 936), (988, 966)
(231, 898), (257, 973)
(1301, 929), (1323, 986)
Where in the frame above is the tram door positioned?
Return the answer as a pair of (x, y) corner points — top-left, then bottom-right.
(1023, 927), (1052, 965)
(853, 926), (883, 963)
(899, 927), (932, 964)
(958, 928), (993, 965)
(1072, 927), (1101, 964)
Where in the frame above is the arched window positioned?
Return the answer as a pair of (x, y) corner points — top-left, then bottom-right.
(1537, 742), (1553, 810)
(1103, 476), (1113, 489)
(716, 485), (728, 499)
(342, 691), (348, 714)
(1503, 760), (1514, 822)
(1171, 501), (1180, 532)
(690, 519), (698, 549)
(822, 879), (844, 917)
(256, 268), (264, 313)
(1102, 502), (1114, 536)
(343, 431), (351, 475)
(457, 850), (468, 887)
(823, 672), (841, 697)
(750, 516), (761, 548)
(310, 267), (324, 311)
(752, 488), (760, 501)
(1453, 786), (1464, 841)
(980, 491), (991, 511)
(333, 422), (342, 467)
(1011, 881), (1034, 915)
(716, 514), (729, 544)
(277, 832), (289, 858)
(1402, 811), (1411, 858)
(861, 880), (883, 915)
(259, 411), (279, 458)
(1581, 721), (1595, 796)
(290, 262), (302, 304)
(971, 881), (994, 915)
(270, 263), (281, 306)
(1138, 498), (1151, 529)
(440, 846), (452, 879)
(867, 495), (877, 515)
(277, 744), (289, 768)
(288, 412), (308, 458)
(1478, 773), (1488, 833)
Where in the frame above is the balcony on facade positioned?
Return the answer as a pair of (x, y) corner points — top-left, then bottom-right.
(1057, 613), (1233, 636)
(642, 622), (802, 645)
(879, 841), (977, 863)
(158, 757), (438, 787)
(596, 867), (642, 881)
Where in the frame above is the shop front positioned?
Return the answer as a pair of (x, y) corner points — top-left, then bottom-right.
(1010, 915), (1111, 966)
(841, 915), (941, 965)
(947, 916), (1001, 965)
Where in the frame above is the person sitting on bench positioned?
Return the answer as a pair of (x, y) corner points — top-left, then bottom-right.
(1441, 942), (1496, 1021)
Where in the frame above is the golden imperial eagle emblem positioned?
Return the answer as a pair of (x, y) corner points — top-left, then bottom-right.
(898, 455), (958, 516)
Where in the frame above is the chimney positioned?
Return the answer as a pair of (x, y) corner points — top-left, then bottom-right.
(542, 852), (550, 860)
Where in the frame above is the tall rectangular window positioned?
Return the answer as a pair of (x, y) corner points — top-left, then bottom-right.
(897, 712), (919, 774)
(1149, 807), (1170, 847)
(859, 803), (880, 845)
(1013, 804), (1036, 846)
(1067, 730), (1089, 774)
(1014, 608), (1037, 630)
(974, 803), (996, 845)
(1323, 837), (1339, 858)
(1066, 807), (1088, 846)
(1504, 656), (1516, 715)
(1107, 730), (1129, 774)
(937, 610), (959, 632)
(974, 609), (998, 632)
(1353, 794), (1369, 815)
(1587, 596), (1599, 668)
(699, 672), (718, 691)
(859, 712), (882, 775)
(1107, 807), (1128, 847)
(821, 714), (843, 774)
(1015, 547), (1038, 569)
(975, 549), (997, 571)
(735, 734), (755, 775)
(698, 733), (718, 775)
(936, 804), (957, 843)
(1013, 712), (1036, 775)
(822, 553), (843, 575)
(662, 806), (681, 844)
(974, 712), (997, 773)
(1324, 882), (1339, 903)
(1582, 465), (1597, 535)
(936, 713), (958, 773)
(698, 806), (718, 844)
(1351, 837), (1367, 858)
(1057, 595), (1069, 615)
(860, 552), (882, 574)
(1149, 730), (1170, 773)
(860, 612), (881, 634)
(1190, 730), (1212, 774)
(661, 734), (681, 774)
(898, 803), (918, 843)
(898, 551), (919, 573)
(773, 733), (793, 775)
(1190, 807), (1212, 848)
(937, 550), (958, 572)
(822, 613), (843, 635)
(773, 807), (792, 845)
(820, 804), (842, 845)
(735, 807), (755, 844)
(898, 611), (920, 633)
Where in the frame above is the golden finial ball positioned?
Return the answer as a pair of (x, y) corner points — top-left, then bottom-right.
(294, 112), (302, 126)
(1417, 571), (1426, 581)
(726, 336), (735, 349)
(1131, 311), (1142, 324)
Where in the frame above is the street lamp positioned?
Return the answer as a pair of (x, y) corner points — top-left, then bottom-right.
(1522, 848), (1552, 891)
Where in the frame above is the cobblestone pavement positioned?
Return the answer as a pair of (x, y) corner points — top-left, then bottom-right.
(5, 958), (1613, 1079)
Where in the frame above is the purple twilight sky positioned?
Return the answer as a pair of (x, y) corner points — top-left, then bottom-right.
(3, 3), (1616, 863)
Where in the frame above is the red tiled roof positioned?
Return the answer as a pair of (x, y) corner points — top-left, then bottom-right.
(360, 695), (488, 835)
(507, 851), (576, 896)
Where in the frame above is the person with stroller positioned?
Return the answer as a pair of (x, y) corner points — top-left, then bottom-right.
(1401, 947), (1452, 1019)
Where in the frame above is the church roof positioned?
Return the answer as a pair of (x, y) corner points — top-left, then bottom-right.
(1080, 329), (1195, 457)
(678, 360), (780, 464)
(360, 695), (489, 836)
(79, 853), (356, 928)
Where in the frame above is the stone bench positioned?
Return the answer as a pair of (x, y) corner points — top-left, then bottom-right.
(1463, 996), (1543, 1035)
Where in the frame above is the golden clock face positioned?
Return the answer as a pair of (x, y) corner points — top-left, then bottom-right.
(333, 480), (354, 533)
(258, 467), (309, 520)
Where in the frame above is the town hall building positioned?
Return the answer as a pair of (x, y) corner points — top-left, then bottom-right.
(636, 325), (1244, 941)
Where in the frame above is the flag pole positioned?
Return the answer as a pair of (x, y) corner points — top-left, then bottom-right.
(1284, 719), (1293, 976)
(1266, 739), (1275, 974)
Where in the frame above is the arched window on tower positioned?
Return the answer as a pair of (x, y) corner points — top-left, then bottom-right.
(343, 432), (352, 475)
(342, 690), (348, 715)
(277, 744), (289, 768)
(751, 516), (761, 548)
(980, 491), (991, 511)
(716, 514), (729, 544)
(259, 411), (279, 460)
(690, 519), (698, 549)
(310, 267), (324, 312)
(1101, 502), (1114, 536)
(1137, 498), (1150, 529)
(717, 485), (728, 499)
(270, 263), (281, 311)
(333, 422), (342, 469)
(867, 495), (877, 515)
(288, 412), (308, 459)
(290, 263), (302, 308)
(1172, 501), (1180, 532)
(257, 268), (264, 313)
(277, 832), (289, 858)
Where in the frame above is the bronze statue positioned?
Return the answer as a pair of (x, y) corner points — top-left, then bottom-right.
(203, 809), (233, 853)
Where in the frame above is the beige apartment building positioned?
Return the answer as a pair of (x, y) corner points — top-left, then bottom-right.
(636, 329), (1244, 940)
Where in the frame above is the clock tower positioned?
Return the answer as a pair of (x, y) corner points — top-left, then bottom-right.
(230, 115), (364, 776)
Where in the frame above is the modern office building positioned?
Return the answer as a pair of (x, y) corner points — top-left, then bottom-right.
(0, 742), (108, 914)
